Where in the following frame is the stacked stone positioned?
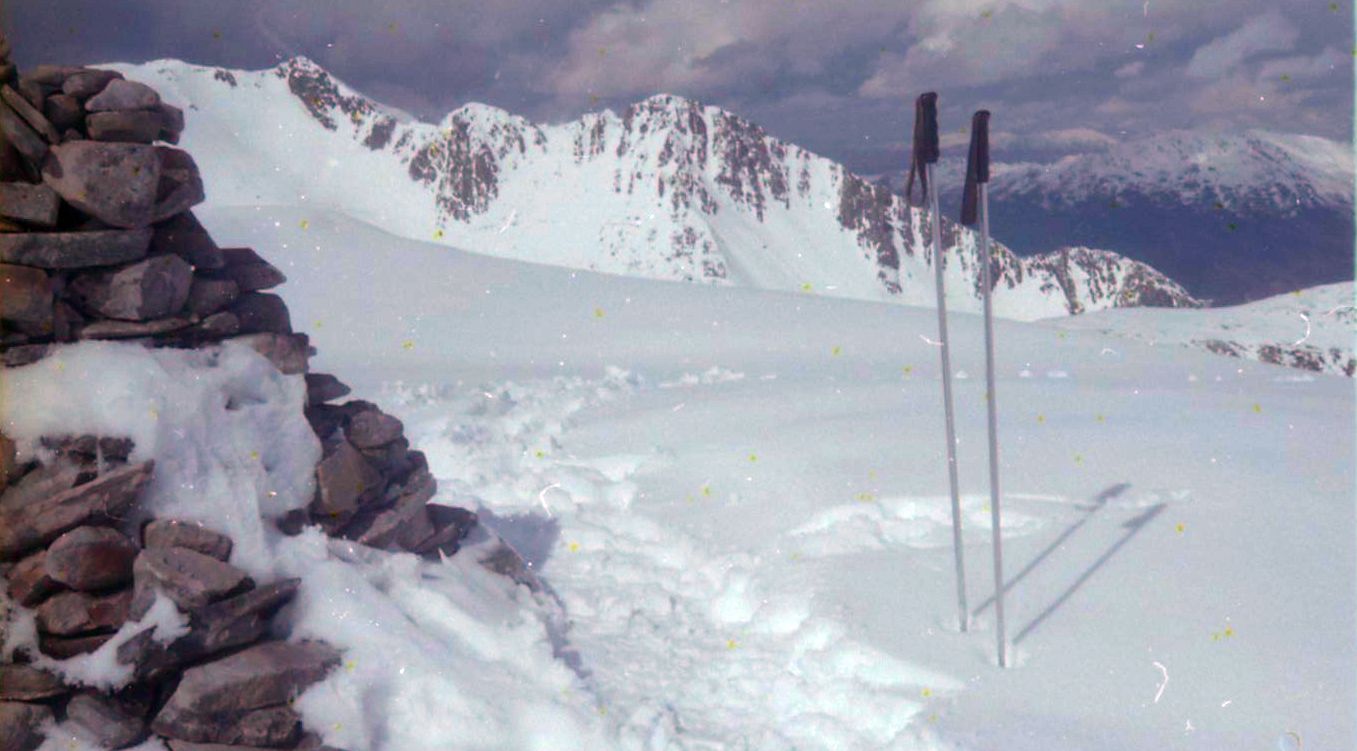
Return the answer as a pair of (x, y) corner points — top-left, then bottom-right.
(0, 33), (480, 751)
(0, 437), (341, 751)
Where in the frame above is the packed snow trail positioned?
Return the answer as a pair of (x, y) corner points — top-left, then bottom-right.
(201, 206), (1354, 750)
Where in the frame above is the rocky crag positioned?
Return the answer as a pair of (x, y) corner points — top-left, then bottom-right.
(0, 34), (483, 750)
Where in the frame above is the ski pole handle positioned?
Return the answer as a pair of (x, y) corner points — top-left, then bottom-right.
(960, 109), (991, 226)
(914, 92), (940, 165)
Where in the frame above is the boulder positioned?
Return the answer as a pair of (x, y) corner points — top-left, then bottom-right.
(185, 277), (239, 317)
(143, 519), (232, 561)
(305, 373), (351, 406)
(36, 589), (132, 636)
(85, 78), (161, 112)
(41, 141), (160, 228)
(0, 181), (59, 226)
(0, 85), (59, 143)
(152, 641), (339, 732)
(88, 110), (163, 143)
(42, 93), (82, 132)
(130, 547), (250, 616)
(158, 103), (185, 143)
(0, 264), (53, 335)
(80, 317), (190, 340)
(0, 461), (152, 560)
(0, 99), (47, 163)
(45, 526), (138, 591)
(5, 549), (63, 605)
(344, 409), (404, 450)
(61, 69), (123, 99)
(0, 701), (52, 751)
(151, 212), (224, 269)
(0, 664), (67, 701)
(155, 704), (301, 747)
(69, 254), (192, 321)
(229, 292), (292, 334)
(66, 692), (148, 749)
(152, 147), (204, 222)
(312, 440), (382, 525)
(231, 332), (312, 375)
(0, 228), (151, 268)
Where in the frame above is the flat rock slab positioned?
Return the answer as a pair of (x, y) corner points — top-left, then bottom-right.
(131, 546), (250, 616)
(0, 99), (47, 163)
(80, 316), (190, 340)
(153, 147), (204, 223)
(155, 704), (301, 747)
(66, 692), (148, 749)
(312, 440), (382, 524)
(229, 292), (291, 334)
(185, 277), (239, 317)
(143, 519), (233, 561)
(151, 211), (224, 269)
(0, 701), (53, 751)
(43, 94), (83, 132)
(0, 664), (67, 701)
(36, 588), (132, 636)
(88, 110), (163, 143)
(0, 460), (153, 561)
(85, 78), (160, 112)
(0, 228), (151, 268)
(344, 409), (404, 450)
(305, 373), (351, 406)
(45, 525), (138, 590)
(38, 631), (115, 659)
(62, 69), (122, 99)
(0, 182), (59, 226)
(69, 254), (192, 321)
(230, 333), (312, 375)
(5, 549), (63, 605)
(154, 640), (339, 722)
(1, 85), (59, 143)
(42, 141), (161, 228)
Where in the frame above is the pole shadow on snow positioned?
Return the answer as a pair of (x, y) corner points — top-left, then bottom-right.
(1013, 502), (1167, 645)
(973, 482), (1131, 618)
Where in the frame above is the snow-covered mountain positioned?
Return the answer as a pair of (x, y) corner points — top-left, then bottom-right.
(111, 57), (1198, 321)
(938, 130), (1354, 305)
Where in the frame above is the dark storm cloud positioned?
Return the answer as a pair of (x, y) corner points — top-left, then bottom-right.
(4, 0), (1351, 174)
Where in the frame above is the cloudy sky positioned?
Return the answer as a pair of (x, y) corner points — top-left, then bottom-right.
(6, 0), (1352, 173)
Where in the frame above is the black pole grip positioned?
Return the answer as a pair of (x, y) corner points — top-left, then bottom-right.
(960, 109), (991, 226)
(906, 91), (940, 205)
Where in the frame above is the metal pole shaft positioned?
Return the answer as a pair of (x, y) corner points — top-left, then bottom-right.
(926, 162), (969, 633)
(979, 183), (1008, 667)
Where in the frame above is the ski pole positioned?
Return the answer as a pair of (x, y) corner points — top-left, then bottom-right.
(908, 92), (968, 633)
(962, 109), (1007, 667)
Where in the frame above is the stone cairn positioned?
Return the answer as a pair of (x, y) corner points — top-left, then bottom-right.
(0, 33), (479, 750)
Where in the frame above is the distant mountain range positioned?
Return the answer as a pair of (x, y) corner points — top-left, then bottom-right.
(111, 57), (1201, 321)
(918, 130), (1353, 305)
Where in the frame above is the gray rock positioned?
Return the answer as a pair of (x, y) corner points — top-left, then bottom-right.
(0, 85), (59, 143)
(80, 317), (190, 340)
(38, 631), (115, 659)
(61, 69), (123, 99)
(130, 546), (249, 616)
(344, 409), (404, 450)
(230, 332), (312, 375)
(155, 704), (301, 747)
(0, 664), (67, 701)
(158, 103), (185, 143)
(17, 80), (45, 111)
(150, 211), (224, 269)
(87, 110), (163, 143)
(0, 228), (151, 268)
(312, 440), (382, 526)
(305, 373), (351, 406)
(152, 147), (204, 223)
(69, 254), (193, 321)
(229, 292), (292, 334)
(212, 248), (286, 292)
(0, 263), (53, 335)
(0, 99), (47, 163)
(43, 93), (82, 132)
(153, 640), (339, 727)
(66, 692), (148, 749)
(27, 65), (79, 87)
(0, 461), (153, 561)
(0, 182), (58, 227)
(5, 549), (63, 605)
(41, 141), (161, 228)
(36, 588), (132, 636)
(0, 461), (85, 514)
(349, 468), (435, 550)
(143, 519), (232, 561)
(85, 78), (160, 112)
(414, 504), (477, 558)
(45, 526), (138, 591)
(0, 701), (52, 751)
(0, 343), (46, 368)
(185, 277), (240, 317)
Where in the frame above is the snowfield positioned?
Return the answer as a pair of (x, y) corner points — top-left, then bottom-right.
(165, 204), (1346, 749)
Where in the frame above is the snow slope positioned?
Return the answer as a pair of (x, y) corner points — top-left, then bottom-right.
(1054, 282), (1355, 377)
(192, 204), (1353, 749)
(108, 57), (1197, 321)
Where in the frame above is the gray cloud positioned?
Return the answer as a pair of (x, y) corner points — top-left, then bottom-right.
(1185, 11), (1299, 79)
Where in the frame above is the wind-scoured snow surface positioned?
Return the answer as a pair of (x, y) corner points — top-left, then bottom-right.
(84, 203), (1341, 751)
(109, 57), (1198, 321)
